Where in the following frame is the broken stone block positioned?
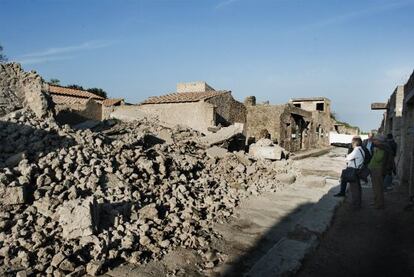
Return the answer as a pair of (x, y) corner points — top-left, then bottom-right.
(1, 186), (26, 205)
(86, 261), (103, 276)
(58, 197), (99, 240)
(199, 124), (244, 147)
(249, 144), (285, 161)
(139, 204), (159, 221)
(206, 146), (228, 159)
(276, 173), (296, 185)
(51, 252), (66, 268)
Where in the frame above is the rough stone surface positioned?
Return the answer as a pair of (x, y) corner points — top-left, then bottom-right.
(0, 108), (295, 276)
(1, 186), (26, 205)
(249, 140), (286, 161)
(0, 63), (50, 118)
(58, 197), (99, 239)
(247, 237), (318, 277)
(206, 146), (228, 159)
(199, 124), (244, 147)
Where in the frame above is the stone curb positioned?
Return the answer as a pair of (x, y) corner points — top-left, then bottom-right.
(246, 186), (345, 277)
(290, 147), (333, 160)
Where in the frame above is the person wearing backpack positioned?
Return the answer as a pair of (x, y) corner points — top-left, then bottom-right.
(334, 137), (365, 209)
(368, 135), (390, 209)
(384, 133), (397, 191)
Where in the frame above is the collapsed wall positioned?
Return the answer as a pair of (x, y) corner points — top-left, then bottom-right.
(0, 63), (51, 118)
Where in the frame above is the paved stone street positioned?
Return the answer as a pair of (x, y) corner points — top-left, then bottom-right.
(296, 182), (414, 277)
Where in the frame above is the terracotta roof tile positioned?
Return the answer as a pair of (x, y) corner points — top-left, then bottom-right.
(140, 91), (229, 105)
(103, 98), (124, 106)
(48, 85), (105, 100)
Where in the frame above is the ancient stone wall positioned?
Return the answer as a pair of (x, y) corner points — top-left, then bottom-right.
(245, 104), (285, 143)
(134, 102), (216, 134)
(401, 80), (414, 193)
(310, 111), (332, 148)
(0, 63), (50, 118)
(176, 81), (214, 93)
(77, 99), (102, 121)
(102, 105), (116, 120)
(205, 93), (246, 127)
(246, 103), (333, 152)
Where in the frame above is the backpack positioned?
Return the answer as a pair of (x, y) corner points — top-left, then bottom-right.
(360, 145), (372, 166)
(358, 146), (371, 181)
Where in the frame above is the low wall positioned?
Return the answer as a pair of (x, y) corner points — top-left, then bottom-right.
(329, 132), (368, 144)
(111, 102), (216, 133)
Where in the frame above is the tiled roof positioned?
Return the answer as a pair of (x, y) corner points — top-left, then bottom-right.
(140, 91), (229, 105)
(103, 98), (124, 106)
(51, 94), (90, 105)
(48, 85), (105, 100)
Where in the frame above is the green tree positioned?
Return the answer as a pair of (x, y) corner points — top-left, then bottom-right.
(0, 44), (7, 63)
(66, 84), (85, 90)
(49, 78), (61, 85)
(86, 88), (107, 98)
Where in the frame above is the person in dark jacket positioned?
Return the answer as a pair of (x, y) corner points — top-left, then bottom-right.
(362, 132), (375, 156)
(384, 133), (397, 190)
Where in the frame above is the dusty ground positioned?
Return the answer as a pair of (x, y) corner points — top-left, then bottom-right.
(296, 184), (414, 277)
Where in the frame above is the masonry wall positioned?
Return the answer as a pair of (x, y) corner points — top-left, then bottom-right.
(245, 104), (284, 143)
(291, 99), (331, 115)
(402, 83), (414, 196)
(334, 124), (360, 135)
(136, 102), (216, 133)
(77, 99), (102, 121)
(176, 82), (214, 93)
(0, 63), (50, 118)
(206, 93), (246, 126)
(279, 106), (312, 152)
(245, 104), (320, 152)
(310, 111), (332, 148)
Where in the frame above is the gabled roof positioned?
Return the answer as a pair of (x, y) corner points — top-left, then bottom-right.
(140, 91), (230, 105)
(103, 98), (124, 106)
(48, 85), (105, 100)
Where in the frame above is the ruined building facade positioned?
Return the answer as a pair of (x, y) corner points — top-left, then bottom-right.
(245, 97), (333, 152)
(46, 84), (124, 124)
(373, 72), (414, 198)
(137, 82), (246, 134)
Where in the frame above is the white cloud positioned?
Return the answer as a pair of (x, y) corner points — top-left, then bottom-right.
(290, 0), (414, 33)
(17, 55), (74, 65)
(14, 40), (115, 65)
(20, 40), (115, 58)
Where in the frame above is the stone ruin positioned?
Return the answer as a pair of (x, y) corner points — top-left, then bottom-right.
(0, 63), (51, 118)
(0, 63), (296, 276)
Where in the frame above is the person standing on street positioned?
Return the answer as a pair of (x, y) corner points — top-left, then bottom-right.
(363, 132), (375, 156)
(384, 133), (397, 190)
(368, 135), (389, 209)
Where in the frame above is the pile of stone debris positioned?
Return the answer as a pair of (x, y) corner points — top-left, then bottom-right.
(0, 109), (295, 276)
(0, 65), (296, 277)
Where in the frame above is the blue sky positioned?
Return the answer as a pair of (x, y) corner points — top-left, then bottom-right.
(1, 0), (414, 131)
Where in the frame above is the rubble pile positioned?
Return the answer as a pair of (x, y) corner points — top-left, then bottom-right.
(0, 109), (295, 276)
